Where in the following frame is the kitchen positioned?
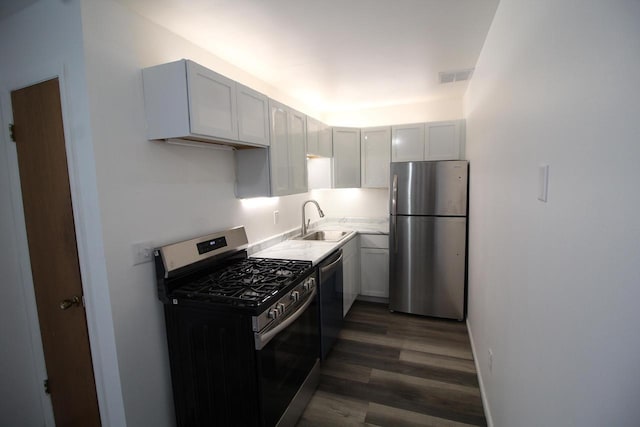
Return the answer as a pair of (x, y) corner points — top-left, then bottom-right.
(1, 1), (640, 427)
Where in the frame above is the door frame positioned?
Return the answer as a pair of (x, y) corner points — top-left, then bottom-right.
(1, 63), (126, 425)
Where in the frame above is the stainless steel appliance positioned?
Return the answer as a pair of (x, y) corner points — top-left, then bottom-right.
(317, 249), (343, 360)
(389, 160), (468, 320)
(154, 226), (319, 427)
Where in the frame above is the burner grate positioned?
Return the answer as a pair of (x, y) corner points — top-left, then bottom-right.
(172, 258), (312, 307)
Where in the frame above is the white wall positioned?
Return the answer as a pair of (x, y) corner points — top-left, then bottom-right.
(0, 0), (125, 426)
(323, 96), (463, 127)
(312, 188), (388, 219)
(78, 0), (338, 425)
(464, 1), (640, 426)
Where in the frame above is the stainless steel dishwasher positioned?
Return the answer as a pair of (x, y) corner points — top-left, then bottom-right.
(318, 249), (343, 360)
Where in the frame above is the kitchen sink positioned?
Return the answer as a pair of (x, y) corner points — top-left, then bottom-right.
(297, 230), (350, 242)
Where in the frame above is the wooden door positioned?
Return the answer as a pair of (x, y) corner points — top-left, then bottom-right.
(11, 78), (101, 427)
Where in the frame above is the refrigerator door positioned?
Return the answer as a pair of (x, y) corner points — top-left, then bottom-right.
(390, 161), (468, 216)
(389, 216), (466, 320)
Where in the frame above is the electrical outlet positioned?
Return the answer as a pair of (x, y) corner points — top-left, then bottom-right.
(488, 348), (493, 373)
(132, 241), (154, 265)
(273, 210), (279, 225)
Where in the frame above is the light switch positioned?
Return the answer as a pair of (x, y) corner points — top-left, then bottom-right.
(132, 241), (154, 265)
(538, 164), (549, 202)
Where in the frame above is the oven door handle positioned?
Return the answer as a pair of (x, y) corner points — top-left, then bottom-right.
(254, 287), (317, 351)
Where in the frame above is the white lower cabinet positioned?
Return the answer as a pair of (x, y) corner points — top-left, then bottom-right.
(359, 234), (389, 299)
(341, 236), (360, 317)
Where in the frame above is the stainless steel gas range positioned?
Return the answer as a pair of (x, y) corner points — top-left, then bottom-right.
(154, 226), (319, 427)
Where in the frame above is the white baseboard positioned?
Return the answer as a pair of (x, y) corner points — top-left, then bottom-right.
(466, 319), (494, 427)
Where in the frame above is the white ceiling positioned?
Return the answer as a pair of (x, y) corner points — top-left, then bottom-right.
(119, 0), (499, 113)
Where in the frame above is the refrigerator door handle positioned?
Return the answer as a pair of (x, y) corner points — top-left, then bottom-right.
(391, 174), (398, 217)
(392, 174), (398, 252)
(392, 214), (397, 253)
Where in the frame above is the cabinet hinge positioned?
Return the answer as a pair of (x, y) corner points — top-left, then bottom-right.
(9, 124), (16, 142)
(44, 378), (50, 394)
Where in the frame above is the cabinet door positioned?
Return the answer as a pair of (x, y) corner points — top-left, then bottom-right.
(306, 117), (320, 155)
(361, 126), (391, 188)
(342, 238), (360, 317)
(186, 60), (238, 140)
(318, 124), (333, 157)
(360, 248), (389, 298)
(237, 84), (269, 146)
(269, 100), (290, 196)
(425, 120), (462, 160)
(288, 109), (308, 194)
(391, 123), (425, 162)
(333, 127), (361, 188)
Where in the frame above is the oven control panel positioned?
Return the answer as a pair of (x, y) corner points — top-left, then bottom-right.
(252, 274), (316, 332)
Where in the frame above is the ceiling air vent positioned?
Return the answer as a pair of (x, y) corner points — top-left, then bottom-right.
(439, 68), (474, 84)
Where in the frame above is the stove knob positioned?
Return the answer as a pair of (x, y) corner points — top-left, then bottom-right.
(277, 303), (286, 315)
(268, 308), (279, 319)
(290, 290), (300, 302)
(308, 277), (316, 289)
(302, 282), (309, 292)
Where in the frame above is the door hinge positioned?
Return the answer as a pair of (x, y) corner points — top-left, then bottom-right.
(9, 123), (16, 142)
(44, 378), (50, 394)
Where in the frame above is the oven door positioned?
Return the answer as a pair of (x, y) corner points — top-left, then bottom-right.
(255, 287), (319, 427)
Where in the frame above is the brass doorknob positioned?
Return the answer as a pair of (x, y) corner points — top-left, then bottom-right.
(59, 296), (81, 310)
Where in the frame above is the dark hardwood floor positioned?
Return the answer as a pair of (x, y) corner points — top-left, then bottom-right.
(298, 301), (487, 426)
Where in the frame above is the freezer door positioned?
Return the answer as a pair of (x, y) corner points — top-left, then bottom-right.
(390, 161), (468, 216)
(389, 216), (466, 320)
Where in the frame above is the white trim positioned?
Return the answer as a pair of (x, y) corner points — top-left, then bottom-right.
(467, 318), (494, 427)
(1, 60), (126, 426)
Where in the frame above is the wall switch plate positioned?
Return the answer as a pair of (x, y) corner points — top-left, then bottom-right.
(273, 210), (279, 225)
(538, 164), (549, 202)
(132, 241), (154, 265)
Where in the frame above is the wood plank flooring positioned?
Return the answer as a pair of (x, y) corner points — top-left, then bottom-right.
(297, 301), (487, 426)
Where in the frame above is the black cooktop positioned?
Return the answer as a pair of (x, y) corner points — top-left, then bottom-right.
(171, 258), (313, 307)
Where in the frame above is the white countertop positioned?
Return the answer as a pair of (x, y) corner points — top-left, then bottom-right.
(249, 217), (388, 266)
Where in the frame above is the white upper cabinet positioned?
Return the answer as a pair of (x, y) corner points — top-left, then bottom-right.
(332, 127), (361, 188)
(391, 120), (465, 162)
(391, 123), (425, 162)
(288, 108), (308, 194)
(426, 120), (464, 160)
(306, 116), (332, 157)
(306, 116), (320, 155)
(234, 99), (307, 198)
(318, 125), (333, 157)
(269, 100), (291, 195)
(186, 61), (238, 140)
(361, 126), (391, 188)
(142, 59), (269, 147)
(237, 83), (270, 146)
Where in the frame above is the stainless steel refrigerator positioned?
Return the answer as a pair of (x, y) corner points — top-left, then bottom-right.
(389, 160), (468, 320)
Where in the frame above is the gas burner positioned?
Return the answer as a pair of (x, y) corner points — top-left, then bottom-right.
(274, 269), (293, 277)
(171, 257), (312, 307)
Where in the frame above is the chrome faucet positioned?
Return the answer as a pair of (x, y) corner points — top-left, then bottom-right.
(301, 200), (325, 236)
